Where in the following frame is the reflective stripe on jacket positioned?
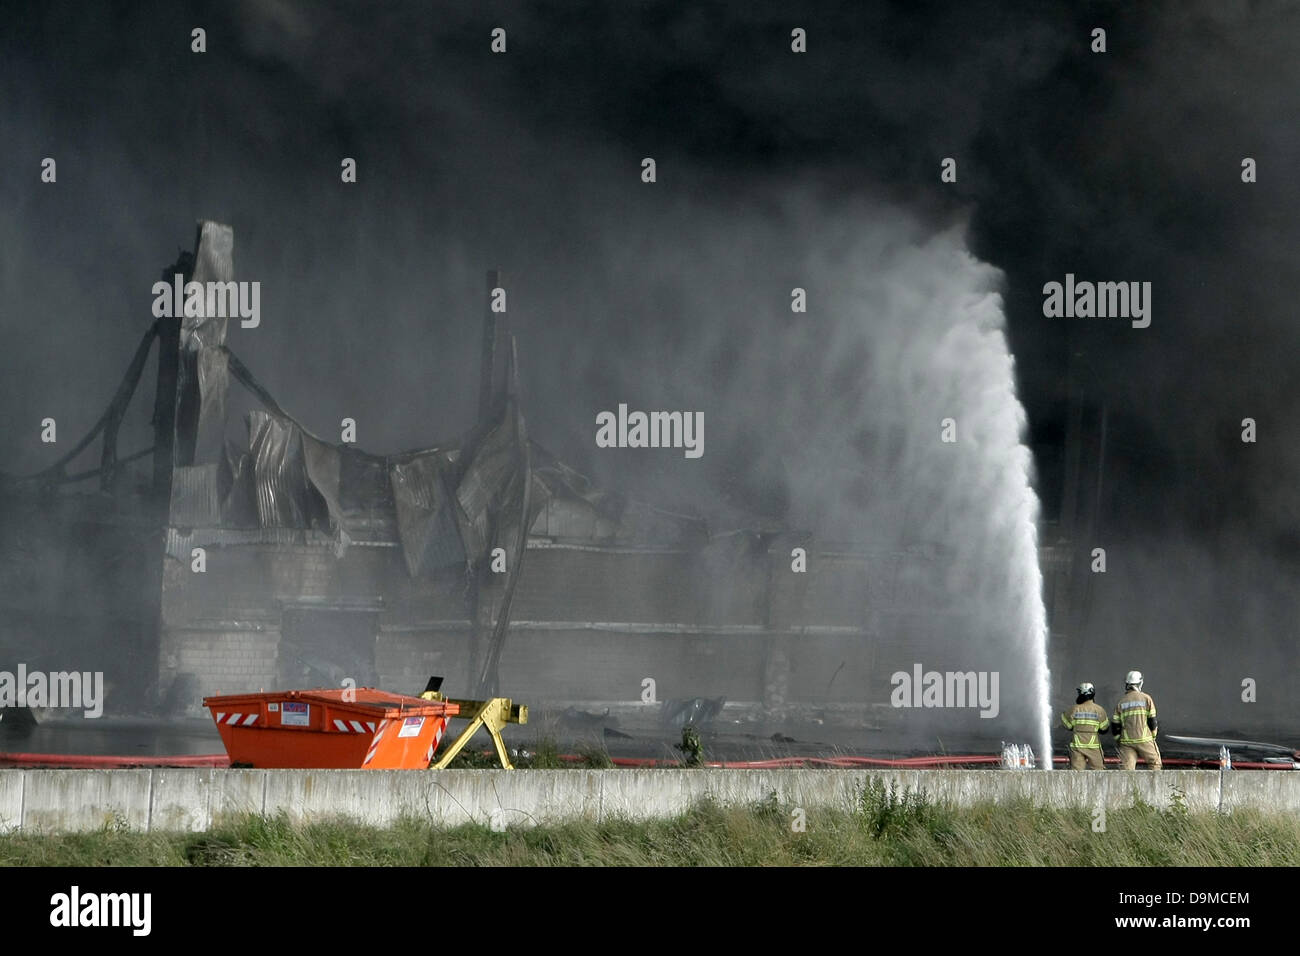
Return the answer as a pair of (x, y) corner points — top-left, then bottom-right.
(1112, 690), (1157, 744)
(1060, 700), (1109, 750)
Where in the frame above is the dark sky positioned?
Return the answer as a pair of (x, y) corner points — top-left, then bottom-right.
(3, 1), (1299, 675)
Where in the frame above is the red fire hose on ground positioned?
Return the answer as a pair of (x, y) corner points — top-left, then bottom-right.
(0, 751), (231, 769)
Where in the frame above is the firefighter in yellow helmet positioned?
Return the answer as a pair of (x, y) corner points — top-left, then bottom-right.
(1111, 670), (1161, 770)
(1061, 681), (1110, 769)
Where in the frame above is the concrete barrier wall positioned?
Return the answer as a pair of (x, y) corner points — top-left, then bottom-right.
(0, 768), (1295, 833)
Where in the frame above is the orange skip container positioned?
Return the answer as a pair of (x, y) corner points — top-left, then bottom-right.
(202, 688), (460, 769)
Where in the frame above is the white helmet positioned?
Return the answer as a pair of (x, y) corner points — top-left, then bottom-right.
(1125, 670), (1143, 689)
(1076, 682), (1095, 698)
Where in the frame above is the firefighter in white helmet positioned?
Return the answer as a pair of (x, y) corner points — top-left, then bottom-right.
(1111, 670), (1161, 770)
(1060, 681), (1110, 769)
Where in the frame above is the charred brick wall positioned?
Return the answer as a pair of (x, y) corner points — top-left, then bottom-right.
(158, 537), (913, 714)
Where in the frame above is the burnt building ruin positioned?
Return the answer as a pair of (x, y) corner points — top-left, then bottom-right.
(2, 219), (1073, 739)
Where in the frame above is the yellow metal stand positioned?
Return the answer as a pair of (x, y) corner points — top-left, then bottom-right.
(421, 691), (528, 769)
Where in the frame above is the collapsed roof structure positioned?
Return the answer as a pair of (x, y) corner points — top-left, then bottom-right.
(1, 220), (1054, 741)
(3, 222), (714, 707)
(0, 225), (747, 705)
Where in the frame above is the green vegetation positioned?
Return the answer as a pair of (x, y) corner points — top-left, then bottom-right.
(2, 781), (1298, 866)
